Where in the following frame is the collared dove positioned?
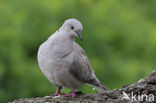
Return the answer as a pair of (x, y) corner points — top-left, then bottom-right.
(37, 18), (109, 98)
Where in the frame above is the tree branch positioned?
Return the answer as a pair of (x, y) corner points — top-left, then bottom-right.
(10, 69), (156, 103)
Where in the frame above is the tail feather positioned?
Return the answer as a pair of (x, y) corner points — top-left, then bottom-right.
(87, 78), (109, 91)
(97, 82), (109, 90)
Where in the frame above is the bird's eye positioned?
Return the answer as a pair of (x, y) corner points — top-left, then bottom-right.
(71, 26), (74, 29)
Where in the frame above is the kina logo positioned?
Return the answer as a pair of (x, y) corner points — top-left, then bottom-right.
(122, 91), (130, 100)
(121, 91), (154, 102)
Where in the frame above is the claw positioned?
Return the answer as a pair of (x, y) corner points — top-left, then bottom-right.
(62, 89), (75, 98)
(48, 87), (64, 97)
(46, 88), (76, 98)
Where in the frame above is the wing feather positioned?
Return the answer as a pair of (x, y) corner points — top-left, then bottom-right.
(69, 42), (94, 83)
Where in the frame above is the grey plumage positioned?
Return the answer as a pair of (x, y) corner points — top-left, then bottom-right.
(69, 43), (108, 90)
(37, 19), (108, 96)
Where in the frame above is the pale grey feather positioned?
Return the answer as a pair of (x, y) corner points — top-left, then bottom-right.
(37, 18), (109, 91)
(69, 42), (108, 90)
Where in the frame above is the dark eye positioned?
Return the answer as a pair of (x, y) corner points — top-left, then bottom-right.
(71, 26), (74, 29)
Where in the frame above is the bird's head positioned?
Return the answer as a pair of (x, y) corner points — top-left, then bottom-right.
(60, 18), (83, 40)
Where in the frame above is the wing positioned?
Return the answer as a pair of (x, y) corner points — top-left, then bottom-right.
(69, 42), (95, 83)
(69, 42), (109, 90)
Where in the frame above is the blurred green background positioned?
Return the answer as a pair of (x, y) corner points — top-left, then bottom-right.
(0, 0), (156, 102)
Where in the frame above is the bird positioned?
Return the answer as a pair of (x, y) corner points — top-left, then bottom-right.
(37, 18), (109, 98)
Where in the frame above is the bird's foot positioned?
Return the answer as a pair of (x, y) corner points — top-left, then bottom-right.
(51, 93), (65, 96)
(62, 89), (75, 98)
(62, 93), (75, 98)
(45, 87), (65, 98)
(45, 92), (65, 98)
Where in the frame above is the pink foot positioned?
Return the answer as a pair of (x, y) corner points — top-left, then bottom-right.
(52, 87), (64, 96)
(63, 89), (75, 98)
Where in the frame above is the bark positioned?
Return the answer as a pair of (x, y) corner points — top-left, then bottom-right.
(10, 69), (156, 103)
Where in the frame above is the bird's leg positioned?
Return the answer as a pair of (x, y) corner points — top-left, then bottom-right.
(63, 89), (75, 98)
(51, 87), (64, 96)
(45, 87), (64, 98)
(55, 87), (62, 96)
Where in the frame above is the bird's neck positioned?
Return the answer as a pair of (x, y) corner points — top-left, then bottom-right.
(56, 30), (74, 42)
(48, 31), (74, 56)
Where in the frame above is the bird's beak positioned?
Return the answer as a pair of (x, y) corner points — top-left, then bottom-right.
(77, 32), (83, 41)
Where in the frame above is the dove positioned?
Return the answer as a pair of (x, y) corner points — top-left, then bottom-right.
(37, 18), (109, 98)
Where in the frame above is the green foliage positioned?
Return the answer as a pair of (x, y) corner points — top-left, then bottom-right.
(0, 0), (156, 102)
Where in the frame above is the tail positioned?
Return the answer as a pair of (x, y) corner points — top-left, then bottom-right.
(88, 78), (109, 91)
(96, 82), (109, 90)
